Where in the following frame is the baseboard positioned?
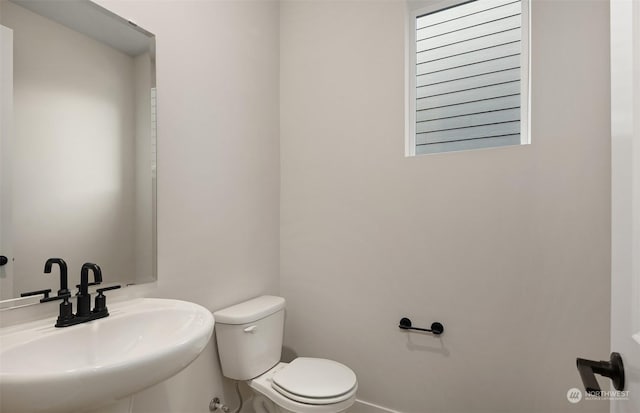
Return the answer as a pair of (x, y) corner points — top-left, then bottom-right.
(349, 399), (405, 413)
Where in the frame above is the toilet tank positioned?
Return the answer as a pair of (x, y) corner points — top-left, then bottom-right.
(213, 295), (285, 380)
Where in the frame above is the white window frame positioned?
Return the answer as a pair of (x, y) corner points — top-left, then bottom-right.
(405, 0), (531, 156)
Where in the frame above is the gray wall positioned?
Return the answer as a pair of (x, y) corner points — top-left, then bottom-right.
(280, 1), (611, 412)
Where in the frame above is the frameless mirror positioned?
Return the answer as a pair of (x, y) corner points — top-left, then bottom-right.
(0, 0), (156, 305)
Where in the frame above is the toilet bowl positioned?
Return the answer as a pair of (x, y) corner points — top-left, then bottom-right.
(250, 359), (357, 413)
(213, 296), (358, 413)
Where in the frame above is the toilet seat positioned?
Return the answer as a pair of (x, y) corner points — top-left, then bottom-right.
(249, 361), (358, 413)
(271, 358), (357, 405)
(271, 382), (356, 405)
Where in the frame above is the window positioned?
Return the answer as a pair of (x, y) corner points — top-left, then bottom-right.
(406, 0), (530, 155)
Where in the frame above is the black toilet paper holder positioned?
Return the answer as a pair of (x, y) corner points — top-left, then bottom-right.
(398, 317), (444, 335)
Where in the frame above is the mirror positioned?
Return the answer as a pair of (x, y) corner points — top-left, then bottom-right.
(0, 0), (156, 304)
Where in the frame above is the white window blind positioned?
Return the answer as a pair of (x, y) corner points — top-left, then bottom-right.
(409, 0), (529, 155)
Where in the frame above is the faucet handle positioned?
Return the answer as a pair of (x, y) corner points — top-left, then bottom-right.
(93, 285), (121, 314)
(96, 285), (121, 294)
(45, 293), (74, 327)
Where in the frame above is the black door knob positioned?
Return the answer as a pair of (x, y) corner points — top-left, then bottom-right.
(0, 256), (7, 266)
(576, 352), (625, 393)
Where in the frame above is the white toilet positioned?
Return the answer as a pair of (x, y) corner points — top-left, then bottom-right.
(213, 296), (358, 413)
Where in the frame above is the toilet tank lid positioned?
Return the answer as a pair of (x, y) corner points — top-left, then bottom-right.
(213, 295), (285, 325)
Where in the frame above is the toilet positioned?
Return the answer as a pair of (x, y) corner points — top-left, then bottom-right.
(213, 296), (358, 413)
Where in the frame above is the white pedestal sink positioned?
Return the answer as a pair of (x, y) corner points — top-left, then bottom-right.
(0, 298), (214, 413)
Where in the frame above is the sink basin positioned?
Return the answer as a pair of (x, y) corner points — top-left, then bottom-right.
(0, 298), (214, 413)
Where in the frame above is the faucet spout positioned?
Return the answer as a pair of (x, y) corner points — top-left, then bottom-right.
(44, 258), (69, 296)
(80, 263), (102, 295)
(77, 263), (102, 317)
